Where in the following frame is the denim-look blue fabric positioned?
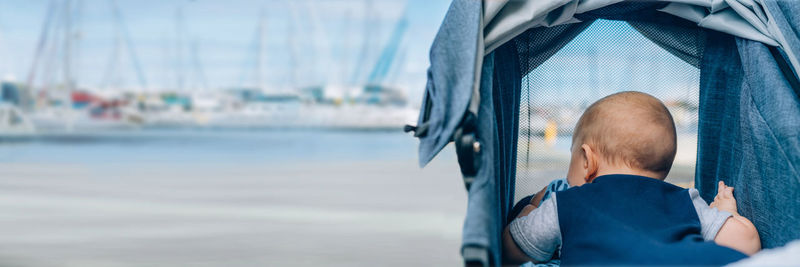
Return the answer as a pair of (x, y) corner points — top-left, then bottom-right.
(696, 30), (800, 249)
(462, 41), (521, 265)
(763, 0), (800, 76)
(462, 51), (496, 265)
(492, 37), (521, 238)
(461, 39), (523, 266)
(415, 0), (481, 167)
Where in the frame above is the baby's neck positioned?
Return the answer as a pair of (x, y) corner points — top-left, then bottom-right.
(593, 165), (664, 181)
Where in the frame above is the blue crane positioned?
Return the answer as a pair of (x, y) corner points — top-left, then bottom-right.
(365, 12), (408, 86)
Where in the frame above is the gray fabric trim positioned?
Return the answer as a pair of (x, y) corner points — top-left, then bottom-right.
(468, 4), (485, 115)
(689, 188), (733, 241)
(509, 195), (561, 262)
(484, 0), (780, 51)
(659, 3), (777, 46)
(481, 0), (799, 75)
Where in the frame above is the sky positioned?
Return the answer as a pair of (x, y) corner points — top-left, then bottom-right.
(0, 0), (451, 100)
(0, 1), (700, 108)
(523, 19), (700, 106)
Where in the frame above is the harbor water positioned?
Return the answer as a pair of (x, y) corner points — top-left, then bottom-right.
(0, 130), (467, 266)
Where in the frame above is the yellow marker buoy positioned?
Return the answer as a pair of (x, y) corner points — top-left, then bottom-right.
(544, 120), (557, 148)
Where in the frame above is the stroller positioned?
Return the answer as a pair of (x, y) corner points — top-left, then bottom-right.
(407, 1), (800, 266)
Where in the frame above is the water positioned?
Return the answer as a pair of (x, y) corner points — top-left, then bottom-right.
(0, 130), (466, 267)
(0, 129), (422, 165)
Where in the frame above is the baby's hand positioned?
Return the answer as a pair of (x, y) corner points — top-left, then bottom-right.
(710, 181), (738, 215)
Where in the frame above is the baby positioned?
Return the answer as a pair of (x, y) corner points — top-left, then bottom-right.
(503, 91), (760, 265)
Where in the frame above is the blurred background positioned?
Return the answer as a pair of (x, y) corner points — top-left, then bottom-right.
(0, 0), (465, 266)
(0, 0), (700, 266)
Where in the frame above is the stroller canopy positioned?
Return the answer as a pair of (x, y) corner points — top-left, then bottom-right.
(411, 0), (799, 266)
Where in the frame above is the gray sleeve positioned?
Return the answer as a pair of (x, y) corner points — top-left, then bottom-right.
(508, 195), (561, 262)
(689, 188), (732, 241)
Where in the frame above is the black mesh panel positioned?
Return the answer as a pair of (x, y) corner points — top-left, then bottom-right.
(514, 20), (701, 202)
(628, 21), (706, 68)
(513, 22), (594, 78)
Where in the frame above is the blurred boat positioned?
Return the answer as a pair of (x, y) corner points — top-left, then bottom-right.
(29, 107), (142, 133)
(200, 89), (417, 130)
(0, 103), (35, 135)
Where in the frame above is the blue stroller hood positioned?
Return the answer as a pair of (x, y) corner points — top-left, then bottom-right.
(408, 1), (800, 266)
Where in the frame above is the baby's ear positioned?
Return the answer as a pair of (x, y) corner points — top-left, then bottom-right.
(581, 144), (598, 182)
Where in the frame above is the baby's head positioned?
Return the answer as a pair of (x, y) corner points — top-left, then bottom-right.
(566, 91), (677, 186)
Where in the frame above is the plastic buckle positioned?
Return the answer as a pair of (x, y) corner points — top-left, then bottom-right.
(454, 112), (481, 190)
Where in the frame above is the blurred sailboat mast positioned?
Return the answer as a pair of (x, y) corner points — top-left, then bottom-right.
(26, 1), (56, 94)
(26, 0), (81, 129)
(286, 2), (299, 89)
(303, 1), (331, 89)
(350, 0), (373, 86)
(175, 6), (185, 91)
(341, 10), (353, 93)
(237, 7), (269, 91)
(190, 41), (208, 91)
(63, 0), (73, 95)
(256, 8), (267, 91)
(62, 0), (75, 130)
(102, 0), (148, 90)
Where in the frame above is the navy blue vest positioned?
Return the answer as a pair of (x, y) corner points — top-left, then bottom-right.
(555, 174), (746, 265)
